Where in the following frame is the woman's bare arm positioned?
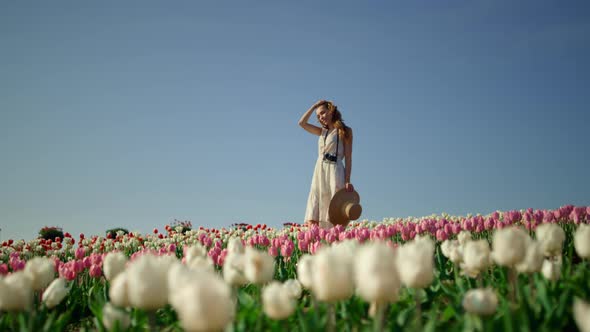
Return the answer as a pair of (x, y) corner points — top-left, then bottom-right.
(344, 128), (353, 184)
(298, 101), (324, 136)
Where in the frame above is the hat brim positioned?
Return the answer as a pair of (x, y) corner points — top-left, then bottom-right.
(329, 188), (362, 226)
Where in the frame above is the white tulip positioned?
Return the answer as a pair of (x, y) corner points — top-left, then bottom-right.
(171, 270), (235, 332)
(536, 223), (565, 257)
(184, 244), (207, 261)
(283, 279), (302, 299)
(396, 236), (435, 289)
(354, 241), (400, 304)
(42, 278), (69, 308)
(541, 257), (561, 281)
(311, 245), (355, 302)
(222, 253), (248, 287)
(103, 252), (128, 281)
(574, 224), (590, 259)
(102, 302), (130, 330)
(126, 254), (174, 310)
(109, 271), (130, 308)
(461, 240), (491, 278)
(441, 239), (464, 265)
(296, 254), (314, 290)
(516, 239), (544, 274)
(491, 227), (527, 267)
(24, 257), (55, 291)
(262, 281), (296, 320)
(227, 237), (245, 254)
(186, 256), (215, 273)
(457, 231), (472, 245)
(0, 271), (33, 311)
(243, 247), (275, 285)
(573, 297), (590, 332)
(462, 288), (498, 316)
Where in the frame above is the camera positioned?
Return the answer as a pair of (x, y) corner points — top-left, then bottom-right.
(323, 153), (338, 162)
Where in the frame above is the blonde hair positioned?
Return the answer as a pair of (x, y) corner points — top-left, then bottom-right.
(316, 101), (351, 141)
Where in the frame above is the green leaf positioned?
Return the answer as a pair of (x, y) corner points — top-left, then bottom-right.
(440, 305), (456, 323)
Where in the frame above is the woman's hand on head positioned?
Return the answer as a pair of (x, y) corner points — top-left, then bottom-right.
(313, 99), (327, 108)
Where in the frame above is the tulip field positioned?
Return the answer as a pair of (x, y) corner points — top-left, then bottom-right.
(1, 205), (590, 332)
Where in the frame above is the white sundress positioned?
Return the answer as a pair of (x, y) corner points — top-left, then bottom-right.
(304, 127), (346, 228)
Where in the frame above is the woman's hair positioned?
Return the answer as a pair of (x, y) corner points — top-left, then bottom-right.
(316, 101), (351, 141)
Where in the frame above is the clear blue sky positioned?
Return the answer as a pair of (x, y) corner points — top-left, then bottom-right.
(1, 1), (589, 241)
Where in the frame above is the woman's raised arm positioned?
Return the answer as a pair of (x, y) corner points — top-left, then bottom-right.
(298, 100), (324, 136)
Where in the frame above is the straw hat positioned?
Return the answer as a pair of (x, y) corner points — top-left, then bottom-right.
(329, 188), (362, 226)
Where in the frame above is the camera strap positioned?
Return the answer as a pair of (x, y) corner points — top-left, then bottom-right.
(323, 128), (339, 159)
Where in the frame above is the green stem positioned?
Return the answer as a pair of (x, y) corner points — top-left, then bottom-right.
(415, 290), (422, 330)
(148, 311), (158, 332)
(373, 302), (386, 332)
(528, 273), (535, 299)
(508, 268), (517, 304)
(327, 303), (335, 332)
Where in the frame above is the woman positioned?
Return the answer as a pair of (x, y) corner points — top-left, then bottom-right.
(298, 100), (354, 228)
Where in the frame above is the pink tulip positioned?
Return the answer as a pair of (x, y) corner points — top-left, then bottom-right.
(202, 236), (213, 248)
(10, 258), (25, 272)
(268, 246), (279, 257)
(338, 232), (348, 242)
(281, 241), (294, 258)
(83, 256), (92, 269)
(259, 235), (270, 247)
(89, 264), (102, 278)
(298, 239), (309, 252)
(168, 243), (177, 253)
(74, 260), (85, 273)
(0, 264), (8, 275)
(59, 266), (76, 281)
(309, 241), (322, 255)
(75, 247), (86, 260)
(217, 249), (228, 266)
(571, 207), (587, 224)
(436, 229), (448, 241)
(543, 210), (556, 223)
(91, 253), (103, 266)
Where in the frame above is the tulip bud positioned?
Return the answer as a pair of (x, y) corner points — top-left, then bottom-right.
(296, 254), (314, 290)
(170, 270), (234, 332)
(541, 257), (561, 281)
(102, 302), (130, 330)
(243, 247), (275, 285)
(516, 239), (544, 274)
(109, 271), (130, 308)
(311, 245), (355, 302)
(283, 279), (302, 299)
(462, 288), (498, 316)
(354, 241), (400, 304)
(24, 257), (55, 291)
(573, 298), (590, 332)
(0, 271), (33, 311)
(457, 231), (472, 245)
(126, 254), (175, 310)
(460, 240), (491, 278)
(262, 281), (296, 320)
(574, 224), (590, 259)
(491, 227), (527, 267)
(396, 236), (435, 289)
(227, 237), (245, 254)
(535, 223), (565, 257)
(42, 278), (69, 309)
(103, 252), (127, 281)
(222, 253), (248, 286)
